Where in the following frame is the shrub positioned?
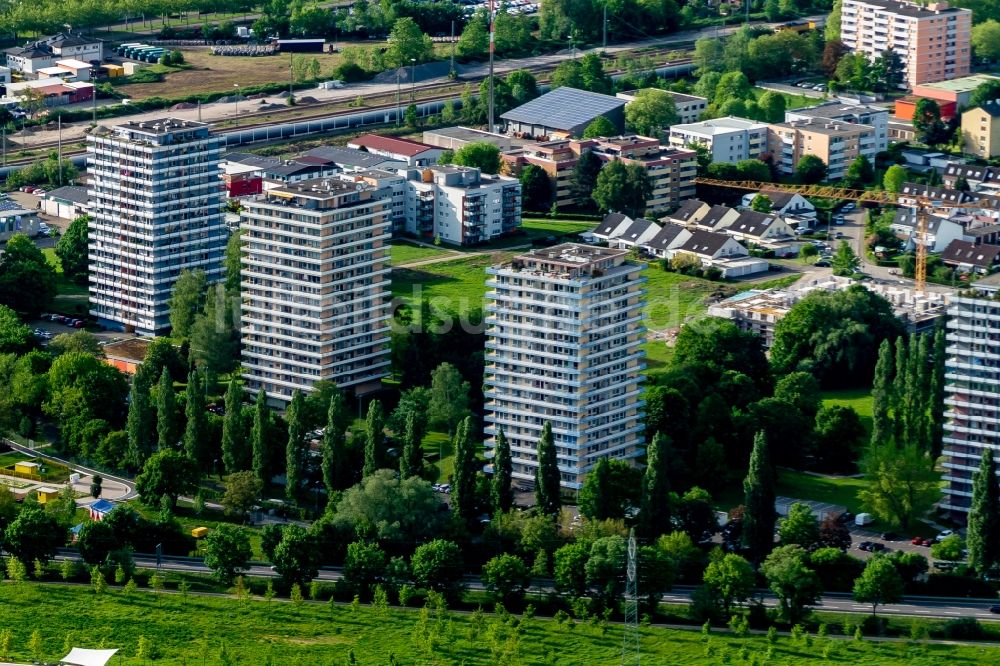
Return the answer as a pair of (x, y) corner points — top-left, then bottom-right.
(941, 617), (983, 640)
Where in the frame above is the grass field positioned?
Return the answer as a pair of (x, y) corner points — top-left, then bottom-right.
(4, 584), (999, 665)
(752, 86), (821, 111)
(42, 247), (89, 299)
(822, 388), (875, 435)
(776, 469), (869, 514)
(390, 241), (457, 266)
(0, 450), (70, 483)
(390, 251), (518, 312)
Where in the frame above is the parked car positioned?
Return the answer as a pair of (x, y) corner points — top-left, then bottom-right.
(814, 260), (830, 267)
(869, 542), (889, 552)
(935, 530), (954, 542)
(911, 536), (923, 545)
(857, 541), (873, 551)
(989, 605), (1000, 614)
(881, 532), (900, 541)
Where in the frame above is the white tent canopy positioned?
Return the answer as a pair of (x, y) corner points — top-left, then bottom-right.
(60, 648), (119, 666)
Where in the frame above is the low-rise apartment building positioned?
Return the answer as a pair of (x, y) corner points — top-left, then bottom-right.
(502, 135), (696, 214)
(240, 179), (392, 404)
(668, 117), (768, 164)
(785, 101), (889, 153)
(962, 101), (1000, 159)
(484, 244), (647, 490)
(767, 119), (877, 180)
(840, 0), (971, 88)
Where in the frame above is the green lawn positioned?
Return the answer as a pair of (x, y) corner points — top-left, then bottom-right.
(822, 388), (875, 435)
(776, 469), (869, 514)
(520, 217), (595, 239)
(753, 86), (822, 111)
(390, 252), (518, 312)
(389, 241), (456, 266)
(0, 450), (70, 483)
(4, 584), (999, 664)
(42, 247), (89, 298)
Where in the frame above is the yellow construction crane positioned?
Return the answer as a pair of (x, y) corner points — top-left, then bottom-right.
(694, 178), (987, 294)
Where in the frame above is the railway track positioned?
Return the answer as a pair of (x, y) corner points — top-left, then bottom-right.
(2, 49), (694, 170)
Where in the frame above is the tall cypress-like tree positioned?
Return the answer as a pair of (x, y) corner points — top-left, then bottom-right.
(452, 416), (478, 523)
(183, 368), (208, 465)
(156, 367), (176, 450)
(892, 336), (909, 443)
(968, 449), (1000, 577)
(641, 432), (671, 538)
(321, 390), (350, 497)
(221, 377), (245, 474)
(928, 323), (947, 458)
(742, 430), (776, 564)
(914, 333), (931, 451)
(490, 426), (513, 514)
(284, 390), (306, 502)
(904, 333), (922, 446)
(535, 421), (561, 515)
(400, 410), (424, 479)
(363, 400), (384, 478)
(871, 339), (894, 446)
(251, 389), (269, 488)
(125, 372), (154, 470)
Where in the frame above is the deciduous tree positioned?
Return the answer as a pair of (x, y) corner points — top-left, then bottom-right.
(134, 449), (199, 508)
(285, 390), (308, 501)
(167, 268), (207, 339)
(221, 378), (246, 474)
(363, 399), (384, 478)
(853, 553), (903, 619)
(703, 553), (755, 616)
(54, 215), (89, 284)
(641, 432), (671, 539)
(204, 524), (253, 584)
(624, 89), (678, 137)
(761, 545), (821, 624)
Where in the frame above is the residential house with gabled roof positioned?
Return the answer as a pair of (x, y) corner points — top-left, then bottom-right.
(891, 209), (968, 252)
(693, 204), (741, 232)
(674, 229), (748, 261)
(942, 163), (999, 190)
(664, 199), (711, 226)
(642, 223), (692, 258)
(591, 212), (634, 242)
(740, 191), (817, 220)
(725, 210), (797, 243)
(613, 218), (662, 249)
(941, 239), (1000, 274)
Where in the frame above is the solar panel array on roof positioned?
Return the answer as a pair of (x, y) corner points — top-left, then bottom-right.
(500, 87), (625, 132)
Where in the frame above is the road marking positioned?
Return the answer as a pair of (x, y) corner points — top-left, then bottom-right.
(914, 610), (930, 614)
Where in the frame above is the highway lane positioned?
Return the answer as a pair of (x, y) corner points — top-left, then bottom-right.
(51, 549), (1000, 621)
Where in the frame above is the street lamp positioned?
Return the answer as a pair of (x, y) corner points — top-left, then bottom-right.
(410, 58), (416, 102)
(233, 84), (240, 115)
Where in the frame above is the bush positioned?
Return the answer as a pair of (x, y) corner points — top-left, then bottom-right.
(940, 617), (983, 640)
(859, 615), (884, 636)
(334, 62), (370, 83)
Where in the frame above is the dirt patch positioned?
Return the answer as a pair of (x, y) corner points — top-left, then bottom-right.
(115, 48), (346, 99)
(263, 634), (350, 646)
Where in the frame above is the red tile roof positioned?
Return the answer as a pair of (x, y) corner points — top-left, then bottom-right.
(349, 134), (436, 158)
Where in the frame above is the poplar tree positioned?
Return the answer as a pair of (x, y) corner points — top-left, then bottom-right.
(156, 367), (176, 450)
(251, 390), (269, 488)
(490, 426), (513, 514)
(452, 416), (478, 523)
(183, 368), (208, 465)
(968, 449), (1000, 577)
(221, 378), (245, 474)
(399, 410), (424, 480)
(641, 432), (671, 538)
(125, 372), (154, 470)
(285, 390), (306, 502)
(535, 421), (561, 515)
(871, 339), (894, 446)
(892, 336), (908, 443)
(914, 333), (931, 452)
(363, 400), (384, 478)
(928, 323), (947, 458)
(321, 390), (350, 497)
(742, 431), (776, 564)
(904, 333), (921, 446)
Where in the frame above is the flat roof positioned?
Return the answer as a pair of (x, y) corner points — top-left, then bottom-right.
(917, 74), (999, 94)
(671, 116), (767, 135)
(102, 337), (150, 363)
(517, 242), (627, 267)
